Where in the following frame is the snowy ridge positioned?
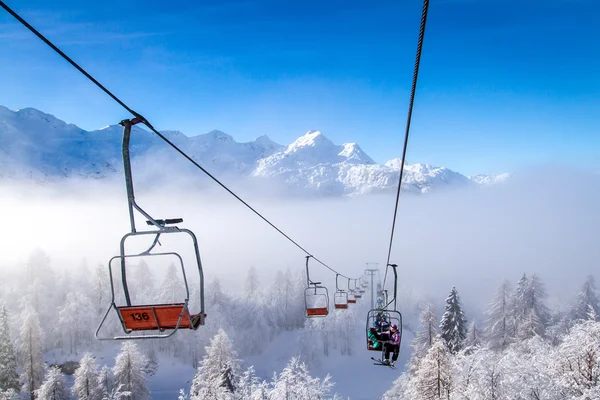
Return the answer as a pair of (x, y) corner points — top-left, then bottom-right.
(0, 105), (510, 195)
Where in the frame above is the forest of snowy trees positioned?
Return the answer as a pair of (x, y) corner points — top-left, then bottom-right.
(383, 274), (600, 399)
(0, 249), (357, 399)
(1, 248), (599, 399)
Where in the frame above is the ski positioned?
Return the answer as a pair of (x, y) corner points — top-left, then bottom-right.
(371, 357), (396, 369)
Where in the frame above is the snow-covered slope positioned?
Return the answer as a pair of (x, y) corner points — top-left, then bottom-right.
(0, 105), (509, 195)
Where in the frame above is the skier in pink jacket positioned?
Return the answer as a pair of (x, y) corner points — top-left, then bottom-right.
(382, 324), (401, 366)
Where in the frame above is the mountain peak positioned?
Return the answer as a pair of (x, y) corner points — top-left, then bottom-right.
(338, 143), (375, 164)
(287, 130), (334, 151)
(204, 130), (234, 143)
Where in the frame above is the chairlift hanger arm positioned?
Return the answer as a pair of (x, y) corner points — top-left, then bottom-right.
(383, 264), (398, 311)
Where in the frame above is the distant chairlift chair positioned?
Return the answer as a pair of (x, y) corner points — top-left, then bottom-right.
(304, 256), (329, 317)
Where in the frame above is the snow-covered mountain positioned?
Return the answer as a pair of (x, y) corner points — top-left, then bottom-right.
(0, 106), (509, 195)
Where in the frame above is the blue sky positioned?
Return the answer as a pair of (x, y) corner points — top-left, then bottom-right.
(0, 0), (599, 175)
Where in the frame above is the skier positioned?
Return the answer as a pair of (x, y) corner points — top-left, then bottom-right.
(382, 324), (401, 366)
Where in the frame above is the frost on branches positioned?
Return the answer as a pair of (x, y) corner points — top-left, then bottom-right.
(112, 342), (149, 400)
(0, 306), (19, 392)
(190, 329), (241, 400)
(72, 353), (101, 400)
(36, 367), (69, 400)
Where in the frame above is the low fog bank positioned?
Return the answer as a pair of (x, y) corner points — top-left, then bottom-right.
(0, 165), (598, 318)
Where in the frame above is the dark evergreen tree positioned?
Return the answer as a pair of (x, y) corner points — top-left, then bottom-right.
(439, 286), (467, 354)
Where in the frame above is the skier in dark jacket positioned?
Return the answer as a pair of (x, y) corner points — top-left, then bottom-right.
(382, 324), (401, 366)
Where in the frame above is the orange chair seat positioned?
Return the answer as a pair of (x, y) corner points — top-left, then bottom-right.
(118, 303), (202, 331)
(306, 307), (328, 316)
(335, 304), (348, 309)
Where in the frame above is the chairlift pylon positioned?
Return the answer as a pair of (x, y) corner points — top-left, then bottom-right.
(304, 256), (329, 317)
(96, 118), (206, 340)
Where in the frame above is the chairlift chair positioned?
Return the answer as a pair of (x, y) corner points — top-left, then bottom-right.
(347, 278), (357, 304)
(354, 279), (362, 299)
(304, 256), (329, 317)
(333, 274), (348, 309)
(96, 118), (206, 340)
(365, 264), (403, 352)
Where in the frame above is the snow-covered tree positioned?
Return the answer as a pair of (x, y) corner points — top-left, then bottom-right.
(570, 275), (600, 323)
(412, 303), (439, 358)
(517, 274), (551, 340)
(98, 365), (113, 399)
(35, 367), (68, 400)
(464, 320), (481, 351)
(131, 260), (155, 305)
(412, 339), (452, 399)
(243, 266), (261, 302)
(72, 353), (101, 400)
(439, 286), (467, 354)
(93, 264), (110, 315)
(143, 345), (158, 376)
(19, 306), (45, 400)
(270, 357), (335, 400)
(190, 329), (241, 399)
(158, 263), (185, 304)
(0, 388), (18, 400)
(0, 307), (19, 392)
(484, 279), (513, 350)
(58, 292), (94, 355)
(113, 342), (149, 400)
(554, 320), (600, 398)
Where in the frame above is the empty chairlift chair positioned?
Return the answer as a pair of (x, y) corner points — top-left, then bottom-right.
(304, 256), (329, 317)
(334, 274), (348, 309)
(347, 278), (357, 304)
(354, 279), (363, 299)
(96, 118), (206, 340)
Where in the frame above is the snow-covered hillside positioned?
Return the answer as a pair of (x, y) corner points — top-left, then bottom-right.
(0, 105), (509, 195)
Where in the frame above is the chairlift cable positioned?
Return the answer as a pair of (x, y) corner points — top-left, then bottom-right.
(0, 0), (355, 281)
(383, 0), (430, 289)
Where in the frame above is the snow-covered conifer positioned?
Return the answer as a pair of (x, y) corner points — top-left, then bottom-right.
(98, 365), (113, 398)
(517, 274), (550, 340)
(270, 357), (334, 400)
(190, 329), (240, 400)
(464, 320), (481, 351)
(93, 264), (109, 315)
(35, 367), (69, 400)
(571, 275), (600, 323)
(158, 263), (185, 304)
(19, 306), (45, 400)
(243, 266), (261, 302)
(72, 353), (101, 400)
(0, 307), (19, 392)
(413, 339), (452, 399)
(132, 260), (155, 305)
(439, 287), (467, 354)
(412, 303), (439, 358)
(113, 342), (149, 400)
(484, 279), (513, 350)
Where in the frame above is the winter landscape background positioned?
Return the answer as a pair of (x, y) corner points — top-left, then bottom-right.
(0, 105), (599, 399)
